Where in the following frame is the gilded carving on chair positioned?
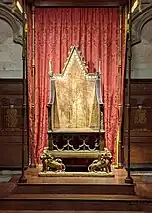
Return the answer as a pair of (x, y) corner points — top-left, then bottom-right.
(52, 47), (99, 131)
(39, 47), (114, 175)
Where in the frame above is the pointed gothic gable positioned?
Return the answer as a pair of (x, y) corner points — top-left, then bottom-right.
(53, 46), (96, 79)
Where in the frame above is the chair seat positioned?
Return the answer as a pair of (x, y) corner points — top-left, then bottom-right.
(48, 150), (103, 159)
(48, 128), (105, 133)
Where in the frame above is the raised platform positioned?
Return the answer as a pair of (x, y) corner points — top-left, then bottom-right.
(38, 171), (114, 177)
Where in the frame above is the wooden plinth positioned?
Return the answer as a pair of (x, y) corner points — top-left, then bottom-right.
(38, 171), (114, 177)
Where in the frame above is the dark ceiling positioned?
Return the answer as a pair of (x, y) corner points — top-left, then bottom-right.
(31, 0), (128, 7)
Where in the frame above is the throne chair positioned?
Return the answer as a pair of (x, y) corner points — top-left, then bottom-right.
(43, 46), (108, 172)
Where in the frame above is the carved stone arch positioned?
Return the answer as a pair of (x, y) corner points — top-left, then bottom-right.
(0, 3), (22, 45)
(132, 4), (152, 46)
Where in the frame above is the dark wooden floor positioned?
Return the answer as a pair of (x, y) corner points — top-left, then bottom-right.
(13, 166), (152, 198)
(0, 211), (148, 213)
(0, 166), (151, 199)
(7, 166), (152, 198)
(0, 166), (152, 212)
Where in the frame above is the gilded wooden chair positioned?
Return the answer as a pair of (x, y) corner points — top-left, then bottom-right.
(43, 46), (109, 172)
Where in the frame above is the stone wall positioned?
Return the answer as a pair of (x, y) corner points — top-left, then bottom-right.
(126, 1), (152, 79)
(0, 3), (28, 168)
(0, 3), (22, 79)
(124, 2), (152, 169)
(132, 19), (152, 79)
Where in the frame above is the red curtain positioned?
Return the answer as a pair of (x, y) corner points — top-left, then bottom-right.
(28, 8), (119, 163)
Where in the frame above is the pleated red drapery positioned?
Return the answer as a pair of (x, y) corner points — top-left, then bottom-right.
(28, 8), (119, 163)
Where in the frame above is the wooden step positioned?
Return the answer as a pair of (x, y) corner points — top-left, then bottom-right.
(6, 194), (141, 199)
(0, 211), (147, 213)
(14, 183), (135, 195)
(0, 183), (16, 198)
(0, 194), (152, 211)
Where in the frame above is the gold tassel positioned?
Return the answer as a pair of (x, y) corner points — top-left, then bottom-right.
(138, 0), (142, 13)
(131, 0), (142, 14)
(12, 0), (17, 13)
(115, 128), (120, 168)
(12, 0), (23, 14)
(25, 22), (28, 32)
(128, 0), (142, 20)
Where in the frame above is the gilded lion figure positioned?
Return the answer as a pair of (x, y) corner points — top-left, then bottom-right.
(40, 148), (65, 172)
(88, 148), (112, 173)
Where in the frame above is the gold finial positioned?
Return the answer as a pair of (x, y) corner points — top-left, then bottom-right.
(49, 60), (53, 77)
(98, 59), (101, 73)
(96, 59), (101, 78)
